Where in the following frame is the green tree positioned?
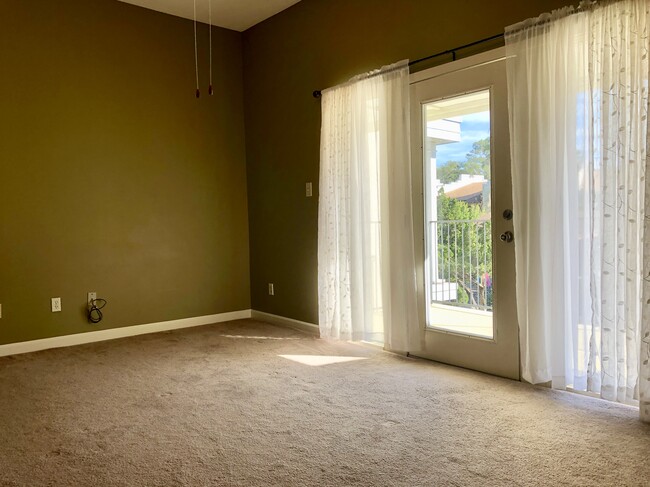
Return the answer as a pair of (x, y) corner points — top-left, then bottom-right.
(436, 193), (492, 309)
(437, 191), (482, 221)
(437, 160), (463, 184)
(457, 287), (470, 304)
(436, 137), (491, 183)
(464, 137), (491, 179)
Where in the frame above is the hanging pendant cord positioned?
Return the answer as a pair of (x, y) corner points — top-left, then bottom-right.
(208, 0), (213, 95)
(193, 0), (200, 98)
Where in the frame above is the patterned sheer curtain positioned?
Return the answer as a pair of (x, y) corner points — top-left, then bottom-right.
(318, 61), (421, 353)
(505, 0), (650, 421)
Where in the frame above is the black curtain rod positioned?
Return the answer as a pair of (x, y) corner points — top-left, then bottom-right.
(409, 32), (504, 67)
(312, 32), (504, 99)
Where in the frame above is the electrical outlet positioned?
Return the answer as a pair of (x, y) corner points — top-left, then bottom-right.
(51, 297), (62, 312)
(268, 283), (274, 296)
(87, 292), (97, 307)
(306, 182), (313, 197)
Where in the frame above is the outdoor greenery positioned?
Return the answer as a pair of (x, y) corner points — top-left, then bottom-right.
(437, 137), (491, 183)
(435, 136), (493, 309)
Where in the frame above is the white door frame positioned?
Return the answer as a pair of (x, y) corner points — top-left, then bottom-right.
(409, 47), (520, 380)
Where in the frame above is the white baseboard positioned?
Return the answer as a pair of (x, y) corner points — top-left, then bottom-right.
(251, 310), (319, 336)
(0, 309), (252, 358)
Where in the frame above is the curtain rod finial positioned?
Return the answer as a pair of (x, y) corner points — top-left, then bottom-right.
(313, 90), (322, 99)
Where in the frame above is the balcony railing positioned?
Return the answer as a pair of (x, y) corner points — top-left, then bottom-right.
(429, 219), (493, 312)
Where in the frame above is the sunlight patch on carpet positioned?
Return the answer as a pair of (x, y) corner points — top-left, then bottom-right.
(279, 355), (368, 366)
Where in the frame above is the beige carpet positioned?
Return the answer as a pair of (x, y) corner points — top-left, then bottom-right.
(0, 319), (648, 486)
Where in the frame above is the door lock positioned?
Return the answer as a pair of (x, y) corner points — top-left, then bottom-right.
(503, 209), (513, 220)
(500, 231), (514, 243)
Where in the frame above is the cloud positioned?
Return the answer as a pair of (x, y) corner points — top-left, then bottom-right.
(435, 111), (491, 166)
(464, 111), (490, 124)
(459, 129), (491, 139)
(437, 143), (472, 164)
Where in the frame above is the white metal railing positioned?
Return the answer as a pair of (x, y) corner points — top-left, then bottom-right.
(429, 219), (492, 312)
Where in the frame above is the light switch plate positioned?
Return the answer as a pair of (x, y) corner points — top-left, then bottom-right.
(306, 182), (313, 197)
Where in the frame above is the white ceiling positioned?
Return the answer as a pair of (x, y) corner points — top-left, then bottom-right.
(117, 0), (302, 32)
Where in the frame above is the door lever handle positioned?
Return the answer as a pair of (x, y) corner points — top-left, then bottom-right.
(500, 231), (514, 243)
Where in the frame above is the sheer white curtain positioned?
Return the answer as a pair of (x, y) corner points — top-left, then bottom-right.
(505, 0), (650, 421)
(318, 60), (421, 353)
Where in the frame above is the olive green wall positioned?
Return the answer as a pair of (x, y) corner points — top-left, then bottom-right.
(242, 0), (575, 324)
(0, 0), (250, 344)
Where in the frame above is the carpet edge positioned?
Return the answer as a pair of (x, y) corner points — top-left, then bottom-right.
(0, 309), (253, 357)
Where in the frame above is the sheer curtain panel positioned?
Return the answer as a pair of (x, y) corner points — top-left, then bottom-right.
(505, 0), (650, 421)
(318, 60), (421, 353)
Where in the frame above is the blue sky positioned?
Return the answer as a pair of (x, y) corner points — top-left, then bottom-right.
(435, 111), (490, 167)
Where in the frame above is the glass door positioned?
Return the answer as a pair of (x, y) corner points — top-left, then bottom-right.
(410, 48), (519, 380)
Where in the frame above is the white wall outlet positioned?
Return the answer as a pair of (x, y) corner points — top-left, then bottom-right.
(306, 182), (313, 197)
(51, 297), (62, 312)
(268, 283), (274, 296)
(87, 292), (97, 307)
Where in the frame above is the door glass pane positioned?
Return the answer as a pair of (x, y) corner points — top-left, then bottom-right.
(423, 90), (493, 338)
